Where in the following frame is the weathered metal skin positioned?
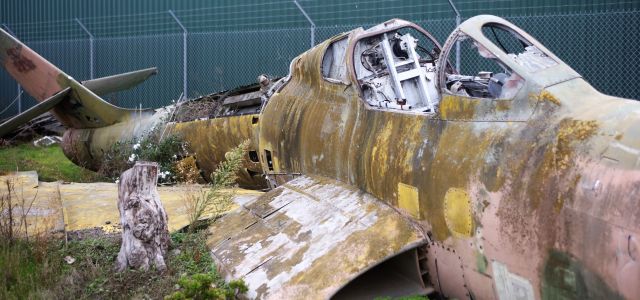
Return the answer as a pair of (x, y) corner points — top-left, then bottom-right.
(208, 175), (425, 299)
(258, 16), (640, 299)
(3, 14), (639, 300)
(167, 115), (267, 188)
(61, 111), (162, 171)
(61, 112), (267, 188)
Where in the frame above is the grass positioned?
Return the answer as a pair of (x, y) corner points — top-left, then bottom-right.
(0, 230), (242, 299)
(0, 237), (64, 299)
(0, 143), (105, 182)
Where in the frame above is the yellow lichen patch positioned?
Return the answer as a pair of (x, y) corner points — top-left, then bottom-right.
(426, 122), (502, 240)
(0, 173), (65, 238)
(525, 118), (598, 210)
(170, 114), (265, 188)
(399, 117), (427, 179)
(287, 215), (421, 298)
(438, 95), (480, 120)
(206, 208), (260, 249)
(494, 100), (512, 112)
(554, 119), (599, 171)
(398, 182), (420, 219)
(370, 121), (394, 180)
(56, 182), (261, 233)
(553, 174), (582, 212)
(443, 188), (474, 238)
(550, 120), (597, 210)
(532, 90), (561, 106)
(209, 175), (424, 299)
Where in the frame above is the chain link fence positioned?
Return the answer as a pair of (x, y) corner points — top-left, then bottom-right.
(1, 10), (639, 120)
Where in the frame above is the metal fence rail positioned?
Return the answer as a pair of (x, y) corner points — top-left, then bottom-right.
(1, 10), (639, 120)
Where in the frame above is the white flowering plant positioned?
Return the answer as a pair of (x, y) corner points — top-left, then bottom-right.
(99, 129), (186, 184)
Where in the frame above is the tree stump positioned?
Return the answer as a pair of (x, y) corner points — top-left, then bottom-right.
(116, 161), (170, 272)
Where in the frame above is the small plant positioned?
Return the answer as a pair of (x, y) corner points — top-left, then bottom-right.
(165, 231), (247, 300)
(0, 177), (38, 243)
(183, 140), (249, 231)
(0, 176), (63, 299)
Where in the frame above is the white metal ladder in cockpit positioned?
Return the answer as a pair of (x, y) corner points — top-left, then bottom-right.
(380, 33), (435, 112)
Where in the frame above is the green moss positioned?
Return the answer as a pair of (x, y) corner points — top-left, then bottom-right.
(0, 143), (105, 182)
(476, 251), (488, 274)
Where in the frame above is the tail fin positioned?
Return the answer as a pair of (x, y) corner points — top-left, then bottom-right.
(0, 28), (152, 130)
(82, 67), (157, 97)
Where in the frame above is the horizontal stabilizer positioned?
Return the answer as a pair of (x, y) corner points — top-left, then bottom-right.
(0, 87), (70, 137)
(81, 67), (158, 96)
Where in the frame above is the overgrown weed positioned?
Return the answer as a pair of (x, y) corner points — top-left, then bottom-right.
(0, 176), (37, 243)
(0, 152), (248, 299)
(182, 140), (249, 232)
(1, 229), (247, 299)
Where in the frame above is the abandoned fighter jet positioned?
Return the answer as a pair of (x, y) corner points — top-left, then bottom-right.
(1, 15), (639, 299)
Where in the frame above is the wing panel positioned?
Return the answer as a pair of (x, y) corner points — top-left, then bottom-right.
(209, 175), (426, 299)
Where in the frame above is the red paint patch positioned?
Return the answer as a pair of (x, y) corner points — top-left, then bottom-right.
(6, 45), (36, 73)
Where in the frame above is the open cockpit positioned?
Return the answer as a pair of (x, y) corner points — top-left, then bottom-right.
(351, 21), (442, 113)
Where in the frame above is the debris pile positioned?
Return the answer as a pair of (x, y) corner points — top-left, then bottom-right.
(32, 136), (62, 147)
(172, 77), (279, 123)
(1, 112), (65, 141)
(172, 94), (224, 122)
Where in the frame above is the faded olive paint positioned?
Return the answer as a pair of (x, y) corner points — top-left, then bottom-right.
(256, 16), (640, 299)
(169, 114), (267, 189)
(542, 250), (623, 300)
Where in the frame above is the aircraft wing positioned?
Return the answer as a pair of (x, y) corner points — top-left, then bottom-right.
(207, 175), (429, 299)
